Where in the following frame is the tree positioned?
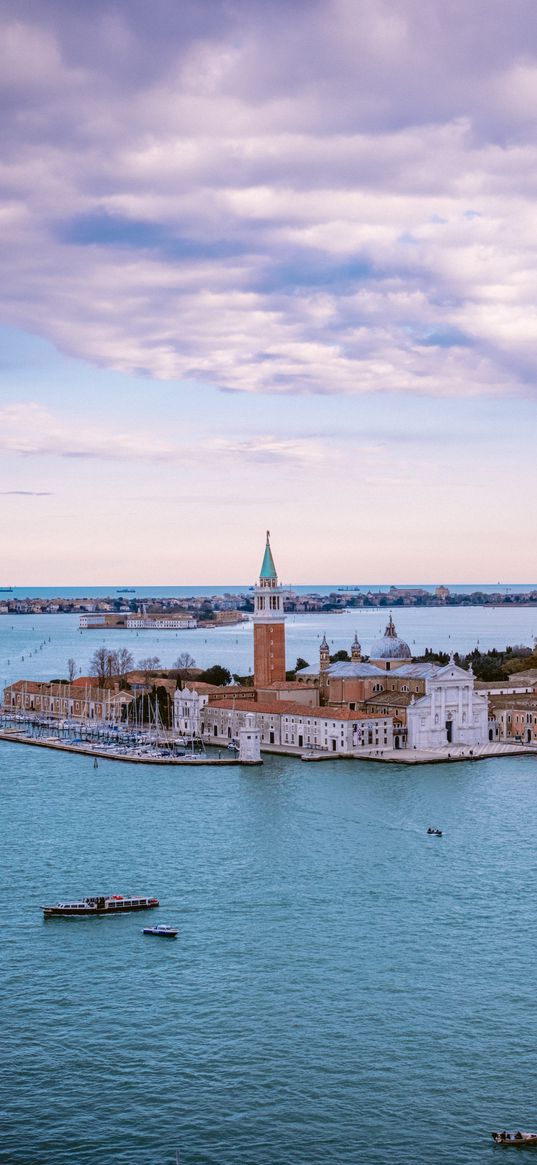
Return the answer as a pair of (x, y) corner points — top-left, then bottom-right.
(138, 656), (161, 682)
(198, 664), (232, 686)
(175, 652), (196, 669)
(115, 647), (134, 678)
(89, 645), (109, 685)
(67, 657), (77, 682)
(330, 649), (350, 663)
(285, 657), (310, 681)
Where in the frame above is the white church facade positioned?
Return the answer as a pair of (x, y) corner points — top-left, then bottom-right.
(407, 657), (488, 750)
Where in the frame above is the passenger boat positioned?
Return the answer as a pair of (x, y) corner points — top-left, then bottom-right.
(142, 925), (178, 938)
(42, 894), (159, 918)
(492, 1132), (537, 1146)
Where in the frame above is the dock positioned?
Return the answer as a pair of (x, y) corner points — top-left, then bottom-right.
(0, 730), (262, 765)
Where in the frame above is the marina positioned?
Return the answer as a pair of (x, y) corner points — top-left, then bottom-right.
(0, 726), (257, 764)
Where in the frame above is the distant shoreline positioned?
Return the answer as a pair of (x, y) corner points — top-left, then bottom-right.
(2, 585), (537, 617)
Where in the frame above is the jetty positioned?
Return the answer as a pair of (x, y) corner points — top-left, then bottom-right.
(0, 728), (262, 765)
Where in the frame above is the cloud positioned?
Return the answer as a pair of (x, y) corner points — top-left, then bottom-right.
(0, 403), (177, 461)
(1, 2), (537, 396)
(0, 489), (53, 495)
(208, 434), (334, 465)
(0, 401), (391, 470)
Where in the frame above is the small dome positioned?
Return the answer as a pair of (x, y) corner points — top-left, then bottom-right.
(369, 615), (411, 661)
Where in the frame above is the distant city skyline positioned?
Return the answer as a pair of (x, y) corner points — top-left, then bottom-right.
(1, 1), (536, 583)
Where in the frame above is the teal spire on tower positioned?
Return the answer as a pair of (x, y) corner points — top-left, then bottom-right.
(259, 530), (278, 581)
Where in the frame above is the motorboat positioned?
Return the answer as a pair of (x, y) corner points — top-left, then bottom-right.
(427, 827), (443, 836)
(492, 1132), (537, 1146)
(142, 925), (178, 938)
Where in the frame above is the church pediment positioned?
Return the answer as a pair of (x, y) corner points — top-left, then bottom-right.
(434, 666), (471, 682)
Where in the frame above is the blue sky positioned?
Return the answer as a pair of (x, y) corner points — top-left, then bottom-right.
(0, 1), (536, 583)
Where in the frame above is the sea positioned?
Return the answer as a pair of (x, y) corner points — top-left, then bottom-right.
(1, 602), (537, 694)
(2, 595), (537, 1165)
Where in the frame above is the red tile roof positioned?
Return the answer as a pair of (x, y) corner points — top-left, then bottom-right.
(208, 699), (389, 721)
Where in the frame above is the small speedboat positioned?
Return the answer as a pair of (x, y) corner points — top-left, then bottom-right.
(427, 827), (443, 836)
(492, 1131), (537, 1145)
(142, 924), (178, 939)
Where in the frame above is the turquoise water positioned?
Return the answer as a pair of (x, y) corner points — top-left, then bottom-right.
(2, 604), (537, 694)
(3, 742), (537, 1164)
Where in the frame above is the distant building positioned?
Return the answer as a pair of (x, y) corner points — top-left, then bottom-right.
(126, 616), (197, 629)
(79, 613), (196, 629)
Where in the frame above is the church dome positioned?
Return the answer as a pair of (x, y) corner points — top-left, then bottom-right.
(369, 615), (411, 661)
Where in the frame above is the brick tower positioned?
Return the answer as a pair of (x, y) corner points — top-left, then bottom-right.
(253, 531), (286, 688)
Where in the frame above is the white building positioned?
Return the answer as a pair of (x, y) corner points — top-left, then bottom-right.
(127, 617), (197, 629)
(202, 698), (393, 754)
(173, 687), (208, 738)
(407, 657), (488, 750)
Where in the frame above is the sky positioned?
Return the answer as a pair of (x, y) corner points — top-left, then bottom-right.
(1, 0), (536, 584)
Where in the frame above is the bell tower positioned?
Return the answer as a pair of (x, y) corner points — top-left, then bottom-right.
(319, 633), (330, 672)
(253, 531), (286, 688)
(351, 632), (362, 662)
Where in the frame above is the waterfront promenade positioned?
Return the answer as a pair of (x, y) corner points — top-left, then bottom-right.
(2, 721), (532, 768)
(1, 718), (532, 768)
